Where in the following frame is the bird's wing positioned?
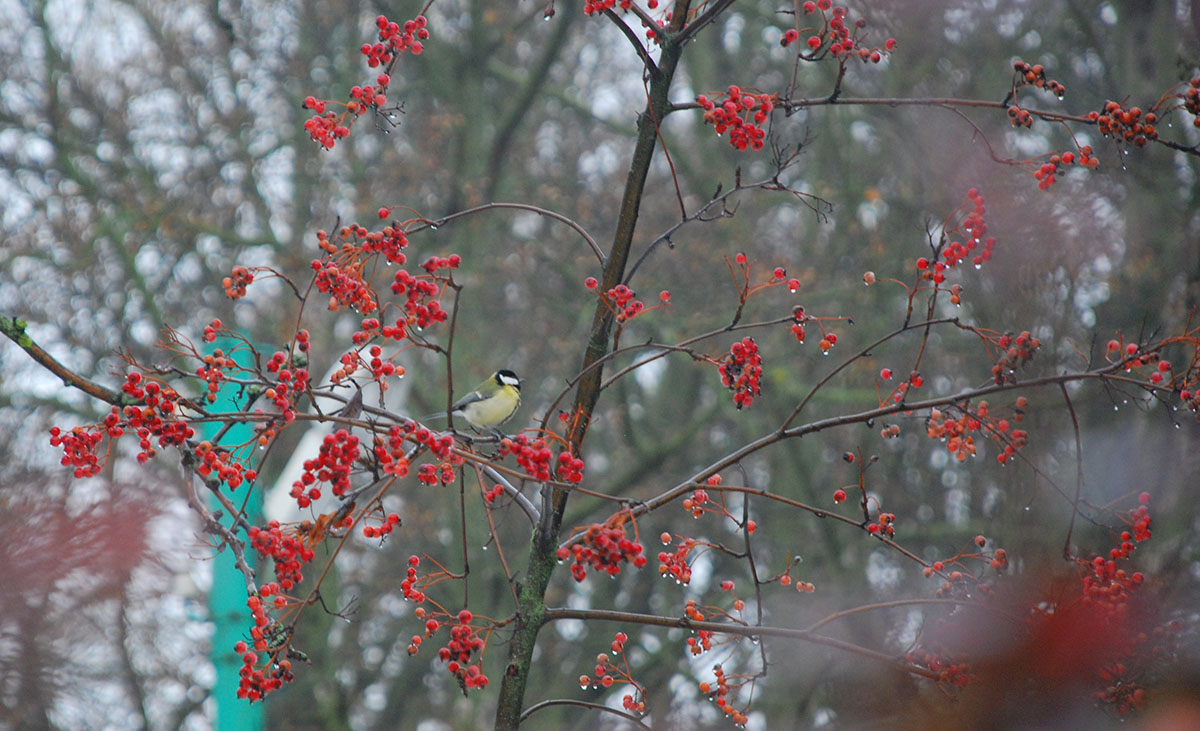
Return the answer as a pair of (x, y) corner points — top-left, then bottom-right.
(450, 390), (487, 410)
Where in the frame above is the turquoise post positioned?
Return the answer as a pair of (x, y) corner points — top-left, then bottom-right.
(201, 336), (264, 731)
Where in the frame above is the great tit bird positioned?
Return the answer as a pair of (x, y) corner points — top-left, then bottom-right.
(425, 370), (522, 433)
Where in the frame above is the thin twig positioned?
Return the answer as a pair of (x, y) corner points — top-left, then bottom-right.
(1059, 382), (1084, 560)
(520, 699), (652, 728)
(414, 202), (604, 262)
(542, 607), (945, 680)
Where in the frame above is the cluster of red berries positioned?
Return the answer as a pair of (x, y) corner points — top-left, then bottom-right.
(372, 424), (412, 477)
(1105, 339), (1196, 407)
(499, 434), (555, 481)
(264, 350), (289, 373)
(879, 370), (924, 409)
(1089, 101), (1158, 146)
(364, 344), (400, 385)
(557, 519), (648, 581)
(789, 0), (896, 64)
(684, 600), (714, 656)
(1062, 496), (1152, 663)
(1079, 495), (1177, 715)
(605, 283), (646, 322)
(1117, 492), (1152, 553)
(234, 590), (293, 701)
(584, 277), (668, 322)
(420, 254), (462, 274)
(1082, 551), (1146, 610)
(1172, 358), (1200, 419)
(249, 521), (314, 591)
(389, 268), (446, 330)
(434, 609), (489, 691)
(923, 535), (1008, 579)
(1094, 671), (1148, 715)
(222, 265), (254, 298)
(301, 99), (349, 150)
(1106, 338), (1145, 368)
(302, 15), (428, 150)
(719, 580), (747, 613)
(990, 331), (1040, 385)
(261, 355), (307, 425)
(971, 533), (1011, 572)
(770, 266), (802, 293)
(195, 348), (232, 403)
(339, 335), (402, 389)
(348, 74), (390, 114)
(698, 664), (748, 725)
(291, 429), (360, 507)
(48, 425), (105, 478)
(904, 650), (974, 687)
(778, 572), (817, 593)
(376, 422), (453, 479)
(944, 199), (993, 269)
(556, 450), (586, 483)
(990, 547), (1009, 571)
(317, 223), (384, 261)
(579, 633), (646, 713)
(312, 257), (377, 314)
(202, 318), (223, 343)
(925, 404), (981, 460)
(62, 373), (196, 473)
(1012, 60), (1065, 97)
(926, 399), (1028, 465)
(310, 226), (380, 313)
(401, 555), (429, 603)
(420, 423), (457, 460)
(866, 510), (896, 537)
(360, 511), (400, 539)
(1006, 103), (1036, 128)
(915, 189), (995, 279)
(1182, 77), (1200, 123)
(682, 487), (710, 518)
(934, 567), (980, 599)
(791, 305), (808, 342)
(483, 484), (506, 504)
(362, 218), (410, 264)
(1030, 147), (1099, 190)
(680, 477), (758, 532)
(1147, 358), (1172, 386)
(353, 317), (383, 347)
(696, 86), (773, 151)
(582, 0), (645, 17)
(719, 336), (763, 409)
(194, 440), (256, 489)
(365, 14), (428, 65)
(124, 380), (193, 463)
(416, 455), (461, 485)
(310, 223), (455, 335)
(657, 533), (698, 584)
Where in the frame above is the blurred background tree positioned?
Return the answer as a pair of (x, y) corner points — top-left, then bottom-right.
(1, 0), (1197, 728)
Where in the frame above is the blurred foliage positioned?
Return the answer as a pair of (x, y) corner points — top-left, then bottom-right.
(1, 0), (1198, 728)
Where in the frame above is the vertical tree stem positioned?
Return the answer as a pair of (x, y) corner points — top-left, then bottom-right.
(492, 8), (690, 727)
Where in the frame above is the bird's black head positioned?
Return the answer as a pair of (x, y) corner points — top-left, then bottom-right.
(497, 369), (521, 390)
